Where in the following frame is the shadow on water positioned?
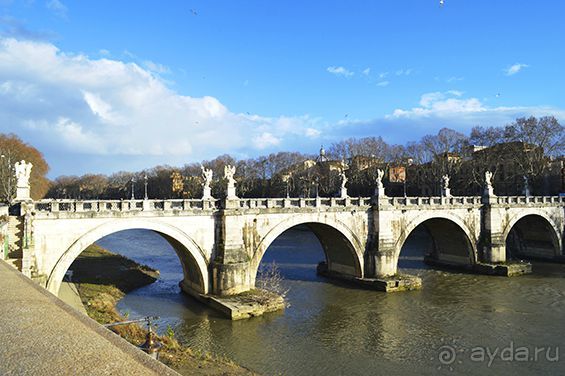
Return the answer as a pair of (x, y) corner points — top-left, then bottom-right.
(397, 225), (432, 270)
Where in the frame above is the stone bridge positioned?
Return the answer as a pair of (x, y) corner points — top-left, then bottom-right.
(3, 191), (564, 298)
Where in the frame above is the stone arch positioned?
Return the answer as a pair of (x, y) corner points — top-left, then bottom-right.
(396, 212), (477, 265)
(46, 218), (209, 296)
(503, 210), (562, 259)
(250, 214), (365, 283)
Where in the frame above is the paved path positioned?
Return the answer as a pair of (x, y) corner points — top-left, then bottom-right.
(0, 260), (179, 376)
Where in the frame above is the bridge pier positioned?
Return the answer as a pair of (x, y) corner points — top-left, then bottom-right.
(373, 249), (397, 277)
(481, 196), (508, 264)
(211, 203), (254, 296)
(342, 197), (423, 292)
(211, 261), (252, 296)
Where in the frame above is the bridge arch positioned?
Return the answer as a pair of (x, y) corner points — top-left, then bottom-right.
(46, 218), (209, 296)
(250, 215), (365, 282)
(396, 212), (478, 266)
(504, 210), (562, 259)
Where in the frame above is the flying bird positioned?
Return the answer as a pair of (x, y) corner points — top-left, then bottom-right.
(190, 9), (198, 16)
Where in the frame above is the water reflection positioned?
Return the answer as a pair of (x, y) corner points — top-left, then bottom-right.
(95, 228), (565, 375)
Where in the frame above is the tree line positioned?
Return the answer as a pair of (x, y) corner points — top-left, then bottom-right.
(1, 116), (563, 203)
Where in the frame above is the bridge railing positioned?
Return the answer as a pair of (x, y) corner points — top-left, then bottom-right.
(386, 196), (483, 207)
(238, 197), (372, 209)
(494, 196), (565, 205)
(32, 199), (221, 213)
(27, 195), (565, 214)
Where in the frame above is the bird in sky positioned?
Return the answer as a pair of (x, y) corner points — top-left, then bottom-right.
(190, 9), (198, 16)
(440, 0), (444, 6)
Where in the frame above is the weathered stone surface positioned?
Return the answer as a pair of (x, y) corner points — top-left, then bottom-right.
(473, 261), (532, 276)
(196, 292), (285, 320)
(317, 261), (422, 292)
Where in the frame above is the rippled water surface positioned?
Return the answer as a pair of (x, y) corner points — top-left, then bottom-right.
(96, 228), (565, 375)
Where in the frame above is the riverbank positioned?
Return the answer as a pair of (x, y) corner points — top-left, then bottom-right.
(71, 244), (256, 376)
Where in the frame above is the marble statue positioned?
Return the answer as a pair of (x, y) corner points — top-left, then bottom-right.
(15, 160), (32, 188)
(376, 169), (384, 189)
(201, 165), (213, 189)
(224, 165), (236, 187)
(485, 171), (493, 187)
(441, 174), (450, 190)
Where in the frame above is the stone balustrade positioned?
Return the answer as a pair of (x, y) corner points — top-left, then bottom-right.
(237, 197), (372, 209)
(494, 196), (565, 206)
(386, 196), (483, 207)
(32, 198), (221, 214)
(27, 195), (565, 215)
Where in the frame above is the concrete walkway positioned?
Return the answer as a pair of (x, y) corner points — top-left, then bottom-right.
(0, 260), (180, 376)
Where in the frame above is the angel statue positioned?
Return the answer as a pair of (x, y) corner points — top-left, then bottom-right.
(201, 165), (213, 189)
(376, 169), (385, 189)
(485, 170), (493, 188)
(441, 174), (450, 190)
(224, 165), (237, 187)
(340, 170), (348, 189)
(15, 160), (32, 188)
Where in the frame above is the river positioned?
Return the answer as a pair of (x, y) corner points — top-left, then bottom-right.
(95, 228), (565, 375)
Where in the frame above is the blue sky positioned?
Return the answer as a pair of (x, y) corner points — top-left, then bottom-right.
(1, 0), (564, 177)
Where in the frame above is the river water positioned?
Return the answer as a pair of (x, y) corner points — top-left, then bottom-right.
(96, 228), (565, 375)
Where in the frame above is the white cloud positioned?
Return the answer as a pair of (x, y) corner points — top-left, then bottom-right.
(392, 91), (486, 118)
(82, 90), (122, 124)
(253, 132), (280, 149)
(326, 92), (565, 148)
(327, 66), (354, 78)
(362, 67), (370, 76)
(386, 91), (565, 124)
(305, 128), (321, 138)
(46, 0), (68, 19)
(504, 63), (529, 76)
(0, 37), (320, 170)
(395, 68), (413, 76)
(418, 92), (446, 107)
(446, 76), (463, 83)
(376, 81), (389, 87)
(446, 90), (463, 97)
(143, 60), (170, 74)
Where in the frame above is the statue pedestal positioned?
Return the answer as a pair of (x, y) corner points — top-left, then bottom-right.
(441, 188), (451, 197)
(202, 186), (213, 200)
(142, 199), (152, 211)
(339, 188), (348, 198)
(226, 186), (237, 199)
(15, 186), (31, 201)
(482, 187), (497, 204)
(484, 187), (494, 197)
(374, 186), (385, 197)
